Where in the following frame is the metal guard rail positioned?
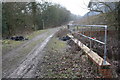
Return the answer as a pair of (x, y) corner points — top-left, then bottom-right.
(68, 24), (107, 65)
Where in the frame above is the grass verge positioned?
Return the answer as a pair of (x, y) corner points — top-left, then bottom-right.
(2, 29), (47, 54)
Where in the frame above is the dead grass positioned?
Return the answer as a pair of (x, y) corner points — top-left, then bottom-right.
(35, 29), (102, 78)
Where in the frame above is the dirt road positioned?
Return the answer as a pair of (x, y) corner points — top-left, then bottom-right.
(2, 28), (59, 78)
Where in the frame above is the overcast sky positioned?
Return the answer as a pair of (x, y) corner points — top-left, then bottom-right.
(49, 0), (90, 16)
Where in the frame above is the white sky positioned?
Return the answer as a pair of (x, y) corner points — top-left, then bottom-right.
(49, 0), (90, 16)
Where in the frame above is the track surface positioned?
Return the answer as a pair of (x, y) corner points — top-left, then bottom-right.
(2, 28), (59, 78)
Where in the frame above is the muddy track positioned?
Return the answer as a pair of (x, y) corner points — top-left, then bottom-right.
(2, 28), (59, 78)
(3, 32), (48, 60)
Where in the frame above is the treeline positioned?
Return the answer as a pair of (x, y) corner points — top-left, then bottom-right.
(2, 1), (73, 37)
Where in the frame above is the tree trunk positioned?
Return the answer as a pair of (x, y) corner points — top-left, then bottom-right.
(117, 2), (120, 76)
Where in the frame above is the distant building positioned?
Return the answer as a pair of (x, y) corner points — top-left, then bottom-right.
(88, 1), (117, 13)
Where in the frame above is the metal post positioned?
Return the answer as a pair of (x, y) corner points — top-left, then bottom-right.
(77, 26), (78, 31)
(67, 25), (69, 29)
(82, 28), (83, 47)
(42, 19), (44, 29)
(103, 26), (107, 65)
(90, 26), (92, 51)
